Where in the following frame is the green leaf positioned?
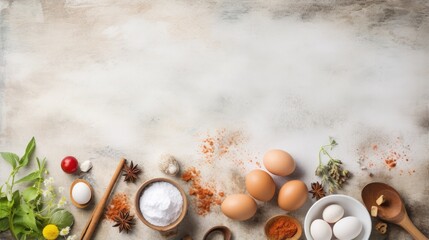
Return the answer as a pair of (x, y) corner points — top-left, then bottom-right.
(6, 184), (12, 202)
(20, 137), (36, 167)
(15, 171), (40, 184)
(22, 187), (38, 203)
(36, 157), (41, 169)
(20, 233), (27, 240)
(13, 200), (38, 232)
(11, 191), (20, 209)
(0, 152), (19, 168)
(49, 209), (74, 229)
(0, 197), (10, 219)
(0, 217), (9, 232)
(36, 157), (46, 174)
(11, 223), (27, 237)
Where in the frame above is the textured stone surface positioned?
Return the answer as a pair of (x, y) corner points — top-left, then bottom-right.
(0, 0), (428, 239)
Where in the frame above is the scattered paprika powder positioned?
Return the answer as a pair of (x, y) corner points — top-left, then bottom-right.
(182, 167), (224, 215)
(356, 137), (415, 176)
(200, 129), (243, 164)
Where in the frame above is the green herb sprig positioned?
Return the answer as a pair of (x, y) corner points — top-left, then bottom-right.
(0, 138), (74, 239)
(315, 137), (351, 194)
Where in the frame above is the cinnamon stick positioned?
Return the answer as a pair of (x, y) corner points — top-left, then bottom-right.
(80, 158), (126, 240)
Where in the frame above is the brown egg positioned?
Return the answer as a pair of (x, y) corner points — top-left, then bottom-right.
(221, 194), (257, 221)
(245, 170), (275, 202)
(263, 149), (296, 176)
(278, 180), (308, 211)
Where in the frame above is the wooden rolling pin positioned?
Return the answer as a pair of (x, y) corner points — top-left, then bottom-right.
(80, 158), (126, 240)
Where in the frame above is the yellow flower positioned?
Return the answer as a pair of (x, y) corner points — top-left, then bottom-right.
(43, 224), (59, 240)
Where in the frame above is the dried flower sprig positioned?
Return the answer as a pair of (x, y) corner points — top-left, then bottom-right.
(315, 137), (351, 194)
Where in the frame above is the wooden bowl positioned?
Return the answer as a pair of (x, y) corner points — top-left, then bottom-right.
(135, 178), (187, 235)
(203, 226), (232, 240)
(69, 179), (94, 208)
(264, 215), (302, 240)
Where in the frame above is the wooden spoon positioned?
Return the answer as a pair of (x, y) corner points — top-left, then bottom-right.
(362, 182), (428, 240)
(203, 226), (232, 240)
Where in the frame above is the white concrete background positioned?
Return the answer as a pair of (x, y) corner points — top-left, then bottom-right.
(0, 0), (428, 239)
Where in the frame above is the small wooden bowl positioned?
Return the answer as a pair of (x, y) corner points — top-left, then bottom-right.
(135, 178), (188, 235)
(203, 226), (232, 240)
(69, 179), (94, 208)
(264, 215), (302, 240)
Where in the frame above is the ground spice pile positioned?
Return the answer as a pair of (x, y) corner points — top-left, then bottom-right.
(105, 193), (131, 221)
(181, 167), (224, 216)
(267, 217), (298, 239)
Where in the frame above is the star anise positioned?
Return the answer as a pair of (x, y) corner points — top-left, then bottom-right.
(112, 210), (135, 233)
(309, 181), (326, 200)
(122, 160), (141, 183)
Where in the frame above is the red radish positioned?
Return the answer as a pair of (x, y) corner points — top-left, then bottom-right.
(61, 156), (79, 174)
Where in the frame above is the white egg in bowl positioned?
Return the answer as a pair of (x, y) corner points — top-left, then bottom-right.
(70, 179), (94, 208)
(304, 194), (371, 240)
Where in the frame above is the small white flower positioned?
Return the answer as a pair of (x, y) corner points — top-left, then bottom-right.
(58, 186), (64, 194)
(43, 177), (54, 187)
(42, 189), (52, 198)
(60, 226), (70, 236)
(66, 235), (77, 240)
(57, 196), (67, 208)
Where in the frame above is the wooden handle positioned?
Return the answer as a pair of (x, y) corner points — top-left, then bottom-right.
(80, 158), (126, 240)
(399, 214), (428, 240)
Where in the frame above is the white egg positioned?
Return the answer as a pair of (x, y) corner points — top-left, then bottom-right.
(72, 182), (92, 205)
(323, 204), (345, 223)
(310, 219), (332, 240)
(333, 216), (363, 240)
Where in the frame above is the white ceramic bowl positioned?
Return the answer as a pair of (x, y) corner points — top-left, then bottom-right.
(304, 194), (371, 240)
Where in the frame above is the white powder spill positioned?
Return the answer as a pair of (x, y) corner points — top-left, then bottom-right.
(139, 181), (183, 227)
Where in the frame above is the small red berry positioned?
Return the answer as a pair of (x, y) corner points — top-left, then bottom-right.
(61, 156), (79, 174)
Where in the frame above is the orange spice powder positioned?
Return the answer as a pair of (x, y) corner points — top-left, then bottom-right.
(357, 138), (415, 175)
(105, 193), (130, 221)
(182, 167), (224, 215)
(267, 217), (298, 240)
(200, 129), (243, 164)
(385, 159), (397, 169)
